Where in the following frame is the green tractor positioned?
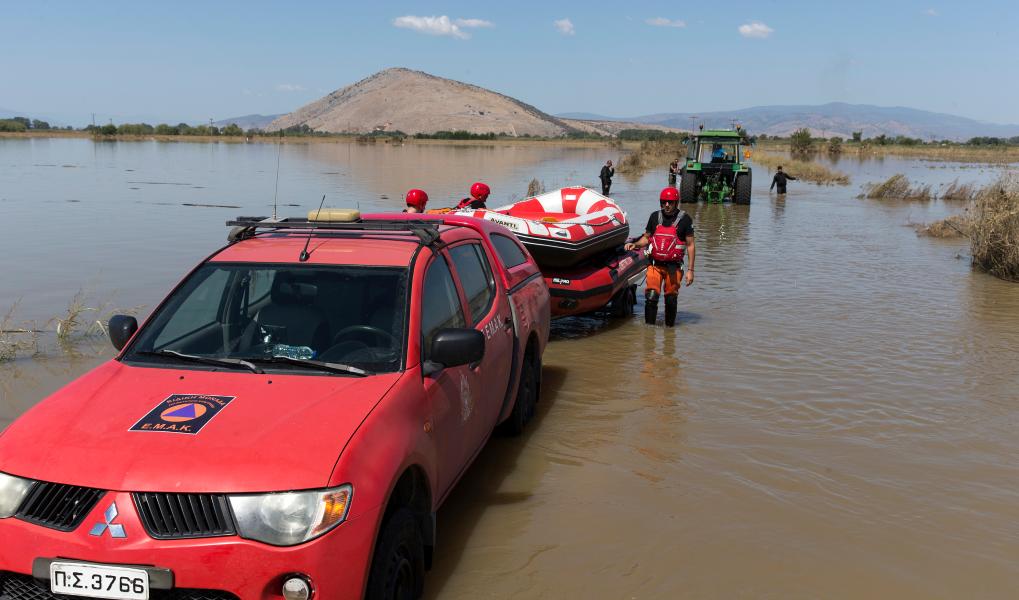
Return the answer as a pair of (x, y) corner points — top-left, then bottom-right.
(679, 128), (752, 204)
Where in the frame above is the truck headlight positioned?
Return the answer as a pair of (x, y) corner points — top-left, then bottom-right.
(0, 472), (35, 518)
(229, 484), (352, 546)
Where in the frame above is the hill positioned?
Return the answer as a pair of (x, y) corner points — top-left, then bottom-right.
(563, 103), (1019, 141)
(267, 68), (678, 137)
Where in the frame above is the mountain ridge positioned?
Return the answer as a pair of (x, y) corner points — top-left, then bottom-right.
(560, 102), (1019, 140)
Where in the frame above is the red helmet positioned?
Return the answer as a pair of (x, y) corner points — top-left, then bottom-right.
(405, 188), (428, 211)
(470, 182), (491, 201)
(659, 187), (680, 203)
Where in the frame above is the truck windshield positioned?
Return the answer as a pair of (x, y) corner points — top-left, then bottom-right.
(123, 263), (408, 374)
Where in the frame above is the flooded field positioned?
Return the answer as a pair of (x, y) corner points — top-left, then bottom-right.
(2, 138), (1018, 598)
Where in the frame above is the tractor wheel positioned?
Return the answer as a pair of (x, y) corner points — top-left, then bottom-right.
(734, 173), (752, 205)
(679, 171), (699, 204)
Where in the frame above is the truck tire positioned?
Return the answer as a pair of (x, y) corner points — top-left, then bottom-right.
(679, 171), (699, 204)
(500, 348), (539, 436)
(734, 173), (752, 205)
(366, 508), (425, 600)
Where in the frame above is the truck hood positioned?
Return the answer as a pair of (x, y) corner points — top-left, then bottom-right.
(0, 361), (401, 493)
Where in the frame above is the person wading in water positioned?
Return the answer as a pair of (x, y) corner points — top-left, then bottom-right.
(770, 165), (797, 194)
(599, 160), (615, 196)
(624, 187), (696, 327)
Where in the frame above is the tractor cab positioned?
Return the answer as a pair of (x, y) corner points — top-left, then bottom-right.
(680, 128), (753, 204)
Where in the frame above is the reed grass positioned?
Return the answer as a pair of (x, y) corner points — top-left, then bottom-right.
(970, 175), (1019, 281)
(751, 149), (851, 185)
(863, 174), (933, 200)
(917, 213), (971, 238)
(0, 302), (39, 362)
(939, 179), (979, 202)
(527, 178), (545, 197)
(616, 140), (686, 176)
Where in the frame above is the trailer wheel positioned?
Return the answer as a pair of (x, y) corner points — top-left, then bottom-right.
(611, 285), (635, 317)
(680, 171), (699, 204)
(734, 172), (752, 205)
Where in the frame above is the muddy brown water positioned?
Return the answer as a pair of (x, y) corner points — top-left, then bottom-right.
(2, 139), (1019, 598)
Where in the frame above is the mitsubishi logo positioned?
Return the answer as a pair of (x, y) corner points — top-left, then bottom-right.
(89, 502), (127, 538)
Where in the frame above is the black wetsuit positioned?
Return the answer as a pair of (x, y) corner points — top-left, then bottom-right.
(770, 171), (797, 194)
(600, 165), (614, 195)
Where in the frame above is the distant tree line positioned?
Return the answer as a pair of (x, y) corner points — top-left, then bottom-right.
(0, 116), (72, 132)
(768, 128), (1019, 149)
(616, 129), (688, 142)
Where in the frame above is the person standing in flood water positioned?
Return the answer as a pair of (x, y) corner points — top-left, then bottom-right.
(668, 158), (680, 186)
(770, 165), (797, 194)
(600, 160), (615, 196)
(624, 187), (695, 327)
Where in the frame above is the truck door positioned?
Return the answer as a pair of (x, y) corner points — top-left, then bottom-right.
(419, 252), (476, 497)
(447, 242), (514, 459)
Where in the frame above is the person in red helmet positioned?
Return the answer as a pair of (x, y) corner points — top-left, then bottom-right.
(403, 188), (428, 213)
(624, 186), (696, 326)
(456, 182), (491, 210)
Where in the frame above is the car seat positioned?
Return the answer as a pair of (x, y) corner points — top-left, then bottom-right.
(255, 274), (330, 351)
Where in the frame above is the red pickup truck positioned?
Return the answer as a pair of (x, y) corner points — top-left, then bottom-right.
(0, 212), (550, 600)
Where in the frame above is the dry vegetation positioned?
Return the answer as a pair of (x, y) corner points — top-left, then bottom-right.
(0, 290), (139, 363)
(863, 174), (934, 200)
(526, 178), (545, 196)
(916, 213), (971, 238)
(616, 140), (686, 176)
(751, 149), (851, 185)
(970, 175), (1019, 281)
(759, 140), (1019, 164)
(939, 179), (979, 202)
(0, 302), (39, 362)
(917, 175), (1019, 281)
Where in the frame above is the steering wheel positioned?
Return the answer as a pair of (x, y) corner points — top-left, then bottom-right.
(332, 325), (397, 347)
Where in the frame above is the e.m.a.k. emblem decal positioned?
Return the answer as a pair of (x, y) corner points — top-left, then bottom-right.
(129, 394), (234, 434)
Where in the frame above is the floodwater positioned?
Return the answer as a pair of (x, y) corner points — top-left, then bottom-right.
(2, 138), (1019, 598)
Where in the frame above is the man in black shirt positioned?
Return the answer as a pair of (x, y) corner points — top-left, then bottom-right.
(599, 160), (615, 196)
(770, 165), (797, 194)
(624, 187), (696, 326)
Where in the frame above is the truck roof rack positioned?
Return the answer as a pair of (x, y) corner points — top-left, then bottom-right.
(226, 216), (444, 246)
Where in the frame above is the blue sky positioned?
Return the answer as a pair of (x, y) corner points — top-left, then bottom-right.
(2, 0), (1017, 126)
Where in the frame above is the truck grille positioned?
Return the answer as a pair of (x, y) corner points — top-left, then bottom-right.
(15, 482), (105, 532)
(0, 572), (239, 600)
(133, 493), (236, 539)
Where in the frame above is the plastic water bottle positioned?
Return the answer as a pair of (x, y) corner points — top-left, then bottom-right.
(271, 344), (316, 360)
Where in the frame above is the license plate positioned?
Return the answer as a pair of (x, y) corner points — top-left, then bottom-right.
(49, 561), (149, 600)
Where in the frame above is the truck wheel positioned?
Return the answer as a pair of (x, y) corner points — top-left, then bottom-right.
(734, 173), (752, 205)
(679, 171), (698, 204)
(366, 508), (425, 600)
(501, 349), (538, 436)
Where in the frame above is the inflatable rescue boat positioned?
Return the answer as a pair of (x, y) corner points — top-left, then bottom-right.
(456, 187), (630, 269)
(544, 246), (648, 318)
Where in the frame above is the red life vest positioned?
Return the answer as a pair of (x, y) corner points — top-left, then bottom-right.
(649, 210), (687, 263)
(456, 197), (486, 210)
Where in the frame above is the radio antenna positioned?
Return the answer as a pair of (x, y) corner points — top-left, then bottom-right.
(272, 129), (283, 220)
(299, 194), (327, 262)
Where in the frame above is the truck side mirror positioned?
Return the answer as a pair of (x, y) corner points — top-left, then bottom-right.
(423, 328), (485, 377)
(108, 315), (138, 351)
